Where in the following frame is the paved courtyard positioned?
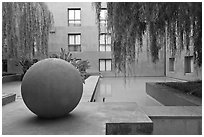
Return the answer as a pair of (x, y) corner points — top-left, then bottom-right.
(2, 76), (201, 135)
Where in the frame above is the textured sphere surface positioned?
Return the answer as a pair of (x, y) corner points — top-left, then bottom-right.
(21, 58), (83, 118)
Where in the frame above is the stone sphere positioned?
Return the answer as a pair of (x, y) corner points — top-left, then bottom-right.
(21, 58), (83, 118)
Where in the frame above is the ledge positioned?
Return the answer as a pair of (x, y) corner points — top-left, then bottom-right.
(80, 76), (100, 102)
(141, 106), (202, 135)
(2, 93), (16, 106)
(2, 74), (22, 83)
(141, 106), (202, 118)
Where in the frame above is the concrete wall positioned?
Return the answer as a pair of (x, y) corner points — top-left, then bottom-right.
(47, 2), (99, 53)
(142, 106), (202, 135)
(121, 31), (165, 77)
(46, 2), (165, 77)
(47, 2), (112, 74)
(3, 2), (165, 77)
(6, 2), (201, 79)
(166, 36), (202, 81)
(151, 117), (202, 135)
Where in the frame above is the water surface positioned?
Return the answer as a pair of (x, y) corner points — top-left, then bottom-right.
(93, 77), (183, 106)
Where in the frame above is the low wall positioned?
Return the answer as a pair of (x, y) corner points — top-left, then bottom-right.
(146, 82), (202, 106)
(80, 76), (100, 102)
(2, 74), (22, 83)
(142, 106), (202, 135)
(151, 117), (201, 135)
(2, 93), (16, 106)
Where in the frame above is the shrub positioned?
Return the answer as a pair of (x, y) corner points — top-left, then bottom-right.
(50, 48), (90, 83)
(158, 80), (202, 98)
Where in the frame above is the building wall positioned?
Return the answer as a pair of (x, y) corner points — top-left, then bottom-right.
(166, 40), (202, 81)
(46, 2), (165, 77)
(47, 2), (112, 75)
(5, 2), (201, 80)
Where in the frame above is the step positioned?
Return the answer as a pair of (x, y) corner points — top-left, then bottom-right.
(2, 93), (16, 106)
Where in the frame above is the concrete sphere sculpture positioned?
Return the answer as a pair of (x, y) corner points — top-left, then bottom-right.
(21, 58), (83, 118)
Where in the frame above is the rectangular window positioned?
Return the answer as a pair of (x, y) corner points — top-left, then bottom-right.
(68, 8), (81, 26)
(3, 38), (8, 53)
(100, 9), (107, 21)
(2, 59), (7, 72)
(99, 59), (112, 71)
(99, 8), (111, 33)
(169, 58), (175, 72)
(99, 33), (111, 52)
(68, 34), (81, 52)
(184, 56), (193, 73)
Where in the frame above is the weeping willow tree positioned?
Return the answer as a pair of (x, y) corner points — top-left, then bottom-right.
(2, 2), (53, 60)
(94, 2), (202, 75)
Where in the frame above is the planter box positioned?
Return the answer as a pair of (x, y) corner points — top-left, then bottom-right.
(2, 74), (22, 83)
(146, 83), (202, 106)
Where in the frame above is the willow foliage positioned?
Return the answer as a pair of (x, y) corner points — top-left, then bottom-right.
(94, 2), (202, 74)
(2, 2), (53, 60)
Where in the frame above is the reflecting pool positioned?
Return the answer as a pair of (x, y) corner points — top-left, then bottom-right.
(93, 77), (184, 106)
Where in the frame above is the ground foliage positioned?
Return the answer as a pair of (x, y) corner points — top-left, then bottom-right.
(94, 2), (202, 75)
(50, 48), (91, 83)
(2, 2), (53, 60)
(158, 80), (202, 98)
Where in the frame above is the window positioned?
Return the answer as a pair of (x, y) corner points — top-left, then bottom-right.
(33, 40), (37, 56)
(68, 8), (81, 26)
(99, 8), (111, 51)
(2, 59), (7, 72)
(99, 59), (112, 71)
(99, 8), (110, 33)
(184, 56), (193, 73)
(169, 58), (175, 72)
(68, 34), (81, 52)
(100, 9), (107, 20)
(3, 39), (7, 53)
(99, 33), (111, 51)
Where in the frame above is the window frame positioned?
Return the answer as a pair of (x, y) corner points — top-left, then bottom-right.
(99, 59), (112, 72)
(68, 33), (81, 52)
(68, 8), (81, 26)
(184, 56), (193, 73)
(169, 58), (175, 72)
(99, 33), (111, 52)
(2, 59), (7, 72)
(99, 8), (110, 33)
(99, 8), (111, 52)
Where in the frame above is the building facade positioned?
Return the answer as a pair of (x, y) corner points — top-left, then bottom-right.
(165, 38), (202, 81)
(46, 2), (166, 77)
(2, 2), (201, 81)
(46, 2), (112, 76)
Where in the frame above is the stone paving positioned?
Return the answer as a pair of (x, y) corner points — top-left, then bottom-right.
(2, 76), (201, 135)
(2, 100), (153, 135)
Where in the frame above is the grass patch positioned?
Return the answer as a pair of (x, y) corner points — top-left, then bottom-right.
(158, 80), (202, 98)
